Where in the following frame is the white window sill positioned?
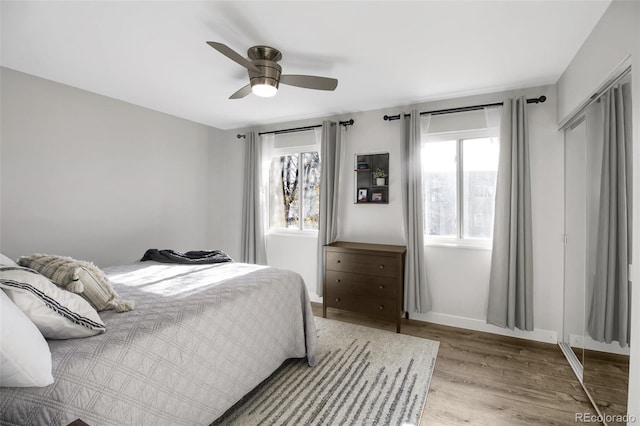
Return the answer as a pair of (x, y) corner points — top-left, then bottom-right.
(267, 229), (319, 238)
(425, 239), (492, 251)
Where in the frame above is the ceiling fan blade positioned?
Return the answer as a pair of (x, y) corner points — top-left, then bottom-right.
(229, 84), (252, 99)
(280, 75), (338, 91)
(206, 41), (261, 73)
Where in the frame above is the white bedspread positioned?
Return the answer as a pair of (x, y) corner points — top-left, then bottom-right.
(0, 262), (317, 425)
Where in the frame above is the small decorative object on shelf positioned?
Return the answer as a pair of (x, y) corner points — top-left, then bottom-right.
(355, 153), (389, 204)
(373, 168), (387, 186)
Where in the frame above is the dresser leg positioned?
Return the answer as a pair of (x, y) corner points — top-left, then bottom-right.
(323, 304), (327, 318)
(396, 318), (401, 333)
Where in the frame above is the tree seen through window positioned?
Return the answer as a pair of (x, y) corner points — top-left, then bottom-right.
(270, 151), (320, 230)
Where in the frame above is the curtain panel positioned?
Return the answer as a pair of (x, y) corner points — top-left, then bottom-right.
(402, 110), (431, 313)
(240, 131), (267, 264)
(487, 97), (534, 331)
(587, 82), (633, 347)
(316, 121), (342, 296)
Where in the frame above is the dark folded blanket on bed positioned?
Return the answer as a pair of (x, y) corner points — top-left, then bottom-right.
(141, 249), (233, 265)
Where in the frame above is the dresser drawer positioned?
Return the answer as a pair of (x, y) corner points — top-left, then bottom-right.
(325, 251), (400, 277)
(324, 270), (396, 298)
(324, 292), (397, 321)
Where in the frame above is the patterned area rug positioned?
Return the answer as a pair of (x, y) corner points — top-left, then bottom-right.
(212, 317), (439, 425)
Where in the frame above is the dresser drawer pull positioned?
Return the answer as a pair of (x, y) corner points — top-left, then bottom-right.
(378, 285), (385, 289)
(337, 260), (341, 264)
(379, 305), (384, 310)
(336, 298), (341, 302)
(379, 264), (384, 269)
(336, 279), (341, 283)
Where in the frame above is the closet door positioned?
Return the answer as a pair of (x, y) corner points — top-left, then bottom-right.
(581, 82), (631, 421)
(562, 81), (632, 419)
(563, 119), (587, 368)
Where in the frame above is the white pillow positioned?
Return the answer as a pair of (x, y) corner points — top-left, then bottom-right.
(0, 253), (18, 267)
(0, 266), (106, 339)
(0, 289), (54, 387)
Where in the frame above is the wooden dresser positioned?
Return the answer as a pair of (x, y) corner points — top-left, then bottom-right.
(323, 241), (406, 332)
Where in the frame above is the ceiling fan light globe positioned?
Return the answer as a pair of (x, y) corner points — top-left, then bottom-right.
(252, 83), (278, 97)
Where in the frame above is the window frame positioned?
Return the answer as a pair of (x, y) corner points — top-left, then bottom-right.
(422, 128), (497, 250)
(267, 141), (321, 235)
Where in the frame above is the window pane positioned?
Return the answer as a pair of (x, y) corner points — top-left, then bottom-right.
(269, 154), (299, 229)
(462, 137), (499, 239)
(422, 140), (457, 237)
(302, 152), (320, 230)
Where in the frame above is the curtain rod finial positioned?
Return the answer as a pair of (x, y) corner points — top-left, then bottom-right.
(525, 95), (547, 104)
(237, 134), (246, 139)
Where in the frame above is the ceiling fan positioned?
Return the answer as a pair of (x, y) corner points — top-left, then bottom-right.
(206, 41), (338, 99)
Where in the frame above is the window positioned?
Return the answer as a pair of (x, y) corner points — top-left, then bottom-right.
(268, 136), (321, 231)
(422, 131), (499, 245)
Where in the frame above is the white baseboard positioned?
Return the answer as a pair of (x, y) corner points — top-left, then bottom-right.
(314, 297), (558, 344)
(408, 311), (558, 344)
(309, 292), (322, 304)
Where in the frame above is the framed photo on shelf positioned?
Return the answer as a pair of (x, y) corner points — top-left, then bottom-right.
(357, 162), (369, 170)
(357, 188), (368, 202)
(371, 192), (383, 202)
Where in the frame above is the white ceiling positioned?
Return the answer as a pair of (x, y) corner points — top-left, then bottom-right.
(1, 1), (611, 130)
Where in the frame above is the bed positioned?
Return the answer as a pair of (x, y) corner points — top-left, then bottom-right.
(0, 261), (318, 425)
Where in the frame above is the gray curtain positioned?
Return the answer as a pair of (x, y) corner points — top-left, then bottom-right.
(487, 97), (534, 331)
(240, 131), (267, 264)
(587, 82), (633, 347)
(316, 121), (341, 296)
(402, 110), (431, 313)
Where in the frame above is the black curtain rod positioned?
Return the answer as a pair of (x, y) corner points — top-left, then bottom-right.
(259, 124), (321, 136)
(382, 96), (547, 122)
(237, 119), (354, 139)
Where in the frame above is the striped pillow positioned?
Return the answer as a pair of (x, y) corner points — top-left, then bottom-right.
(0, 266), (105, 339)
(18, 254), (133, 312)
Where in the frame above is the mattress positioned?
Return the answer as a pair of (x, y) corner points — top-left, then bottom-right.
(0, 261), (317, 425)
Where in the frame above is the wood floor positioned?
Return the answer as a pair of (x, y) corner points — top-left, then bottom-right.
(312, 303), (598, 425)
(582, 349), (630, 425)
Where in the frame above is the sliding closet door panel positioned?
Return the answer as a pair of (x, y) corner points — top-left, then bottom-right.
(564, 120), (587, 366)
(585, 101), (604, 350)
(582, 80), (631, 423)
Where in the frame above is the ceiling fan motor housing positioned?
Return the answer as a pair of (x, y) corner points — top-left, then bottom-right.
(247, 45), (282, 62)
(247, 46), (282, 90)
(249, 59), (282, 90)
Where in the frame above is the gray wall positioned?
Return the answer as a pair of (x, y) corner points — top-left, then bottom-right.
(207, 128), (244, 261)
(0, 67), (225, 267)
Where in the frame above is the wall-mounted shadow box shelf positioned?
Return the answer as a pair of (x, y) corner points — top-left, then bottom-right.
(354, 153), (389, 204)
